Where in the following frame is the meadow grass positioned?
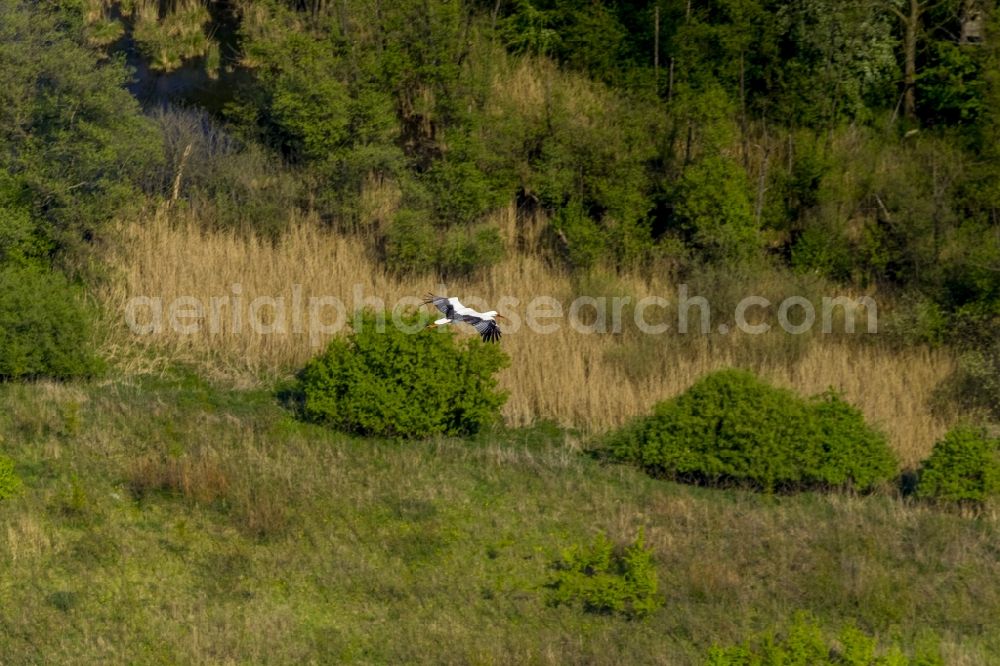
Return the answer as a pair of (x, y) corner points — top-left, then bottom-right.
(4, 8), (995, 664)
(0, 377), (997, 664)
(101, 207), (957, 468)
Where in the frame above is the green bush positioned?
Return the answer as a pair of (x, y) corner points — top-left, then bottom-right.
(439, 225), (505, 278)
(551, 200), (607, 270)
(383, 209), (437, 275)
(0, 455), (21, 501)
(808, 390), (899, 491)
(606, 369), (896, 492)
(423, 149), (506, 227)
(674, 155), (758, 264)
(0, 266), (101, 380)
(705, 612), (941, 665)
(131, 1), (212, 72)
(916, 426), (1000, 505)
(791, 224), (854, 282)
(384, 210), (505, 277)
(298, 312), (509, 438)
(546, 530), (661, 619)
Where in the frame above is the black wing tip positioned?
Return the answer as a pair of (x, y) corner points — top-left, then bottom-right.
(480, 322), (502, 343)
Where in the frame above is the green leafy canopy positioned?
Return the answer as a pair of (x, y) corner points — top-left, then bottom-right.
(298, 312), (509, 438)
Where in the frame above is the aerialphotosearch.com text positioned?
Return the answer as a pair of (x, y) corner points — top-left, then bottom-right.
(124, 283), (877, 347)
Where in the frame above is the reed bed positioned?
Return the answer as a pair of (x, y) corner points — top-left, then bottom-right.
(101, 205), (957, 467)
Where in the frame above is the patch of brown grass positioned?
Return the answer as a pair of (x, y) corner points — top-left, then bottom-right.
(129, 449), (231, 505)
(127, 441), (291, 538)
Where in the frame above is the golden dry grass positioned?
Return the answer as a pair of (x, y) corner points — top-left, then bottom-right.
(100, 205), (957, 468)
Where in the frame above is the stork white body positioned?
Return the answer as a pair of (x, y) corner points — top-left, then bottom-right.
(423, 294), (506, 343)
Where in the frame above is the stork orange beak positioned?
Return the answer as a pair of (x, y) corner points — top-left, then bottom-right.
(496, 314), (509, 323)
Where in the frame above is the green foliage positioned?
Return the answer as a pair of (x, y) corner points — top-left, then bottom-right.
(781, 126), (999, 337)
(500, 0), (629, 82)
(0, 174), (48, 268)
(147, 107), (302, 238)
(383, 208), (437, 275)
(772, 0), (898, 125)
(916, 426), (1000, 505)
(918, 41), (985, 126)
(265, 33), (352, 162)
(946, 340), (1000, 420)
(808, 390), (900, 491)
(674, 155), (758, 264)
(499, 0), (560, 57)
(546, 530), (661, 619)
(187, 0), (1000, 289)
(885, 295), (949, 347)
(790, 225), (854, 282)
(234, 3), (405, 224)
(942, 223), (1000, 325)
(4, 0), (994, 345)
(0, 265), (101, 380)
(420, 135), (509, 227)
(551, 201), (607, 270)
(705, 612), (941, 665)
(0, 454), (22, 501)
(606, 369), (897, 492)
(384, 209), (504, 277)
(298, 312), (509, 438)
(439, 225), (505, 277)
(474, 54), (661, 270)
(668, 0), (896, 126)
(131, 0), (212, 72)
(0, 0), (162, 262)
(528, 82), (658, 269)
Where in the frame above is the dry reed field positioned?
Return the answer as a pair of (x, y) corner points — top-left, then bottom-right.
(101, 205), (957, 468)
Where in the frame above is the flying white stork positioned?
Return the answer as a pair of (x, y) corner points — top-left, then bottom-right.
(423, 294), (508, 343)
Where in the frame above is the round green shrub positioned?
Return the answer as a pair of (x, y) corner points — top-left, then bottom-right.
(807, 389), (899, 490)
(298, 312), (509, 438)
(606, 369), (897, 492)
(916, 426), (1000, 504)
(0, 265), (101, 380)
(0, 455), (22, 501)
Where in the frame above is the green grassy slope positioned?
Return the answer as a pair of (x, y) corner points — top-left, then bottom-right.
(0, 374), (998, 664)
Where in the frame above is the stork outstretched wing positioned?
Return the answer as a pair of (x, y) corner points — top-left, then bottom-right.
(462, 314), (502, 343)
(423, 294), (463, 321)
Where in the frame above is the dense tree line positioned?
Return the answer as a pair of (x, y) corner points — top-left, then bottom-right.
(0, 0), (997, 391)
